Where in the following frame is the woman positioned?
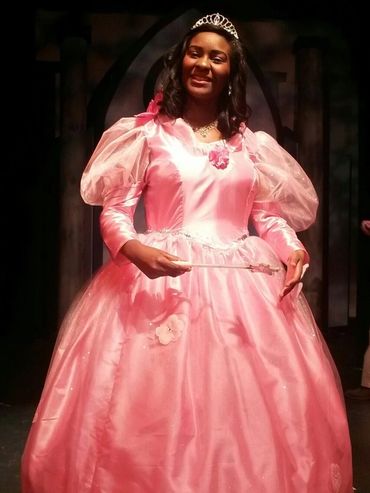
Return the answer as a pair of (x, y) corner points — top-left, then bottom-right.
(21, 12), (353, 493)
(345, 219), (370, 400)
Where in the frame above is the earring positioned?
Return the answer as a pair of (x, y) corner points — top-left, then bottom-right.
(228, 83), (232, 96)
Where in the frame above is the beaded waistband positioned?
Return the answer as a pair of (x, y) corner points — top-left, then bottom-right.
(144, 228), (249, 250)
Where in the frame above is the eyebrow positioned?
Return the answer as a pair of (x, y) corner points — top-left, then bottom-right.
(188, 45), (228, 57)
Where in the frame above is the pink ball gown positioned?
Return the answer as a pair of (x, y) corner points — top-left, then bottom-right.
(21, 96), (353, 492)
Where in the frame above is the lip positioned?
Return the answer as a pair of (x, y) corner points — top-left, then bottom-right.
(190, 76), (212, 85)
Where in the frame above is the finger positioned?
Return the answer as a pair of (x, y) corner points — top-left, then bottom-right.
(168, 270), (189, 278)
(289, 265), (303, 285)
(170, 260), (192, 268)
(284, 266), (300, 289)
(163, 252), (181, 261)
(159, 258), (192, 274)
(160, 254), (191, 273)
(280, 282), (294, 298)
(280, 280), (299, 298)
(280, 261), (303, 298)
(280, 283), (297, 298)
(166, 266), (192, 277)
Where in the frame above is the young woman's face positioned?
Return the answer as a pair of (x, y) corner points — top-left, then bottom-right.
(182, 31), (231, 102)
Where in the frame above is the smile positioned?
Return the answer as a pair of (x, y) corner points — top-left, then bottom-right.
(190, 77), (212, 84)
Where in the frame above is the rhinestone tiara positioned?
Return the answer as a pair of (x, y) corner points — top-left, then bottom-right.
(191, 13), (239, 40)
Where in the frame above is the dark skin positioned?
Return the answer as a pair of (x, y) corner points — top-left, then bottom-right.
(279, 250), (306, 298)
(121, 240), (190, 279)
(181, 31), (231, 142)
(121, 31), (306, 296)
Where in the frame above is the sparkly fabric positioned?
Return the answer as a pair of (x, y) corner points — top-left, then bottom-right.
(21, 101), (352, 492)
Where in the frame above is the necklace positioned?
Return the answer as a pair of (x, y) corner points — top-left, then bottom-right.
(184, 119), (218, 138)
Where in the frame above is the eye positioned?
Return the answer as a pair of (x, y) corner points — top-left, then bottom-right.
(210, 52), (228, 64)
(188, 50), (200, 59)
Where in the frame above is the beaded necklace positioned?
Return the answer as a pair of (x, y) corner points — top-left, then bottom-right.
(184, 119), (218, 138)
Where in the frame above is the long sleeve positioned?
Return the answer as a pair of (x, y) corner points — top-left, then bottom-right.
(251, 207), (309, 265)
(250, 130), (319, 265)
(80, 117), (150, 263)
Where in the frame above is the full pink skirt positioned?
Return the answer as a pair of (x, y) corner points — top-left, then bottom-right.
(21, 233), (353, 492)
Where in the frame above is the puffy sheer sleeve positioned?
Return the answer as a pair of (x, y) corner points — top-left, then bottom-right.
(80, 117), (150, 263)
(250, 130), (319, 265)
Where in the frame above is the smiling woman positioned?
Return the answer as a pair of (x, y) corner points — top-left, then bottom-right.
(183, 32), (230, 92)
(21, 12), (353, 493)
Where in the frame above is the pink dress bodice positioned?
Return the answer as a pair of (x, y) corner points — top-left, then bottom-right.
(81, 113), (318, 266)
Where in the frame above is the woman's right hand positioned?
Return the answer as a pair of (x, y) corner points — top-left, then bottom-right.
(361, 219), (370, 236)
(120, 239), (192, 279)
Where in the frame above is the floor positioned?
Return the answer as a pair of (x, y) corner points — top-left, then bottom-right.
(0, 329), (369, 493)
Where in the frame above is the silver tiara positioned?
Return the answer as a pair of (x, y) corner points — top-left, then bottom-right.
(191, 13), (239, 40)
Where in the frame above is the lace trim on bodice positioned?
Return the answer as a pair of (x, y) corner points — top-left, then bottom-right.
(145, 228), (249, 250)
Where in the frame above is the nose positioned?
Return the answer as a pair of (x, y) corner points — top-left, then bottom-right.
(195, 56), (210, 69)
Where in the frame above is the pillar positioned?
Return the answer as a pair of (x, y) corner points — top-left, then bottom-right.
(58, 16), (92, 322)
(293, 37), (329, 329)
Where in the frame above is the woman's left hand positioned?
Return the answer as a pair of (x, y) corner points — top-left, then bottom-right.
(279, 249), (306, 299)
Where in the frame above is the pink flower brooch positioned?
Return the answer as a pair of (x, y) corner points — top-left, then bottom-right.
(155, 314), (185, 345)
(208, 145), (229, 169)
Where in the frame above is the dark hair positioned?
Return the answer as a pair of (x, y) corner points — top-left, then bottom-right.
(157, 24), (252, 138)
